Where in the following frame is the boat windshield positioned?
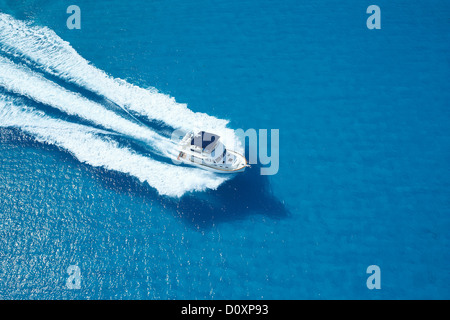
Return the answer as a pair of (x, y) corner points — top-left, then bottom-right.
(211, 142), (226, 162)
(215, 148), (227, 163)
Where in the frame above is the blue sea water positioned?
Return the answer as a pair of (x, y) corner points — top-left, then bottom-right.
(0, 0), (449, 299)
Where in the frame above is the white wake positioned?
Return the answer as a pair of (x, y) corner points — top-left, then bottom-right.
(0, 13), (243, 197)
(0, 12), (241, 149)
(0, 95), (228, 197)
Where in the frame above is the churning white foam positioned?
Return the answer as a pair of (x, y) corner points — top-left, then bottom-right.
(0, 13), (245, 196)
(0, 95), (228, 197)
(0, 55), (172, 152)
(0, 13), (242, 151)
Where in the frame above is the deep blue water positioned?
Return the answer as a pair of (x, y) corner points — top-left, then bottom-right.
(0, 0), (449, 299)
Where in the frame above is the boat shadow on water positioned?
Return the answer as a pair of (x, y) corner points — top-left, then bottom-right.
(92, 163), (289, 229)
(171, 164), (289, 228)
(1, 128), (289, 229)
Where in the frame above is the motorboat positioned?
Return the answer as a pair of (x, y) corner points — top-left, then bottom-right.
(176, 131), (248, 173)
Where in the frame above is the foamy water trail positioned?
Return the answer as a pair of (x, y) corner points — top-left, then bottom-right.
(0, 95), (228, 197)
(0, 13), (242, 196)
(0, 13), (242, 151)
(0, 55), (170, 152)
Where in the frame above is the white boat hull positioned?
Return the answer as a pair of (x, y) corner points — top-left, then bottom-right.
(178, 150), (248, 173)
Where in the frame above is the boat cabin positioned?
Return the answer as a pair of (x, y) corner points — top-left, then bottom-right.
(179, 131), (229, 165)
(177, 130), (247, 173)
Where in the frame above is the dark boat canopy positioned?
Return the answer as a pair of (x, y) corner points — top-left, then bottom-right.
(191, 131), (221, 153)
